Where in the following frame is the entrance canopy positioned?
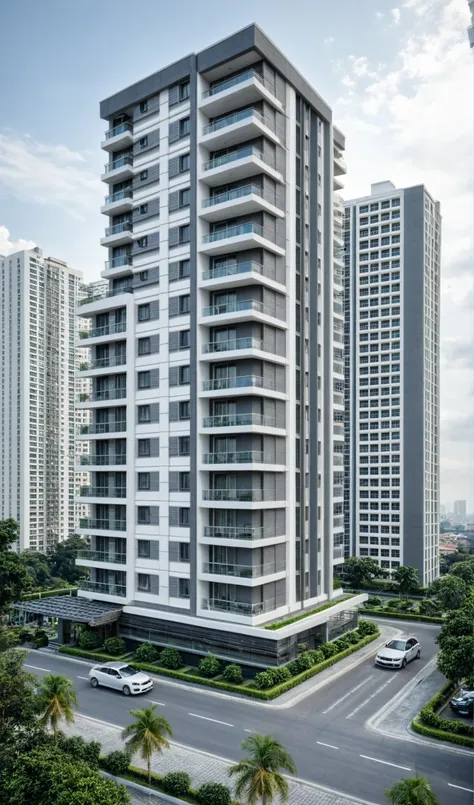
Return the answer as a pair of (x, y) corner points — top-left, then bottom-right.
(13, 596), (123, 626)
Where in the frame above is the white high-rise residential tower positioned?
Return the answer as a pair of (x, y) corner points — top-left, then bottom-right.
(344, 181), (441, 586)
(74, 25), (367, 665)
(0, 247), (83, 551)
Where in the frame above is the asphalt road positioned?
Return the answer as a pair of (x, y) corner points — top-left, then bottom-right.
(23, 621), (474, 805)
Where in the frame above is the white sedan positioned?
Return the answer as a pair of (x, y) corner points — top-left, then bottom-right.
(88, 662), (153, 695)
(375, 636), (421, 669)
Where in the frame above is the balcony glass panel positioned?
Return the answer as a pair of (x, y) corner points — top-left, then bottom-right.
(104, 155), (133, 173)
(202, 375), (272, 392)
(79, 518), (126, 531)
(203, 108), (266, 135)
(203, 525), (264, 540)
(201, 69), (271, 99)
(202, 561), (284, 578)
(203, 451), (264, 464)
(104, 222), (133, 237)
(202, 597), (275, 615)
(202, 299), (266, 317)
(202, 489), (278, 502)
(79, 487), (127, 498)
(80, 454), (127, 466)
(80, 580), (126, 596)
(105, 123), (133, 139)
(202, 261), (264, 281)
(79, 322), (127, 338)
(203, 146), (272, 172)
(104, 189), (133, 205)
(203, 336), (263, 354)
(78, 389), (126, 402)
(78, 422), (126, 435)
(76, 549), (126, 564)
(203, 222), (264, 244)
(105, 255), (132, 270)
(202, 413), (276, 428)
(202, 184), (263, 209)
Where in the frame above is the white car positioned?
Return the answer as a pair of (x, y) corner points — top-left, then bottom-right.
(375, 636), (421, 669)
(88, 662), (153, 695)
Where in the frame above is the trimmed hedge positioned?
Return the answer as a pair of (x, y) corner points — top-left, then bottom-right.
(362, 608), (444, 624)
(412, 719), (474, 748)
(264, 595), (356, 630)
(20, 587), (78, 601)
(418, 681), (474, 738)
(60, 628), (380, 701)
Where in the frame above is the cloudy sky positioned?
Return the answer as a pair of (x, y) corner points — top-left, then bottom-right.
(0, 0), (472, 508)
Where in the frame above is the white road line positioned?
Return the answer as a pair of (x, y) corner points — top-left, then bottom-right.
(188, 712), (233, 727)
(346, 675), (397, 719)
(25, 664), (51, 673)
(448, 783), (474, 793)
(321, 676), (374, 714)
(77, 675), (88, 680)
(316, 741), (339, 750)
(360, 755), (411, 772)
(148, 700), (166, 706)
(244, 729), (254, 733)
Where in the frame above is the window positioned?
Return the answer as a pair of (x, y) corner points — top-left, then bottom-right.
(138, 472), (150, 490)
(139, 100), (148, 113)
(179, 330), (190, 349)
(138, 337), (151, 355)
(138, 405), (151, 423)
(138, 439), (150, 457)
(179, 259), (190, 279)
(138, 507), (150, 524)
(139, 136), (148, 148)
(178, 578), (190, 598)
(137, 540), (150, 558)
(138, 303), (150, 321)
(139, 170), (148, 182)
(179, 507), (190, 526)
(137, 573), (150, 591)
(179, 365), (190, 385)
(179, 543), (190, 562)
(179, 117), (190, 137)
(179, 436), (190, 455)
(179, 401), (190, 420)
(139, 270), (148, 282)
(179, 153), (190, 173)
(137, 236), (148, 248)
(179, 188), (190, 207)
(179, 295), (190, 314)
(139, 203), (148, 215)
(179, 224), (190, 244)
(179, 81), (190, 101)
(138, 371), (151, 389)
(179, 472), (190, 491)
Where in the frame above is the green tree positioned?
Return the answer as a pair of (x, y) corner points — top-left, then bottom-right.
(37, 674), (77, 734)
(342, 557), (383, 588)
(436, 601), (474, 682)
(19, 550), (53, 588)
(48, 534), (89, 585)
(385, 776), (440, 804)
(450, 559), (474, 585)
(0, 551), (31, 612)
(121, 705), (172, 787)
(228, 734), (296, 805)
(392, 566), (420, 598)
(0, 649), (41, 744)
(0, 519), (19, 551)
(431, 574), (468, 611)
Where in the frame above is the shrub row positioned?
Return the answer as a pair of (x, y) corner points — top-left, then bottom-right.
(119, 763), (232, 805)
(418, 681), (474, 738)
(362, 608), (445, 624)
(412, 719), (474, 749)
(20, 587), (77, 601)
(264, 595), (355, 630)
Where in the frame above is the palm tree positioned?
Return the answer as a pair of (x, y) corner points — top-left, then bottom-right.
(121, 705), (172, 787)
(37, 674), (77, 734)
(228, 733), (296, 805)
(385, 777), (441, 805)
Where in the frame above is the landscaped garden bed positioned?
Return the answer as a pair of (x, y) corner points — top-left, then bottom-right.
(412, 681), (474, 748)
(59, 620), (380, 700)
(264, 594), (357, 630)
(362, 596), (445, 624)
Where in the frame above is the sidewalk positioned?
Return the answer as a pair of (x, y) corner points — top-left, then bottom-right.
(66, 713), (380, 805)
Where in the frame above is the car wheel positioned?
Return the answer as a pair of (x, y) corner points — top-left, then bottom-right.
(122, 685), (131, 696)
(401, 657), (407, 668)
(416, 649), (421, 659)
(90, 677), (99, 688)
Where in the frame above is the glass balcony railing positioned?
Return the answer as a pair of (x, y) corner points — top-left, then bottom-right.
(105, 122), (133, 140)
(203, 336), (264, 354)
(203, 146), (273, 172)
(202, 69), (273, 99)
(104, 255), (132, 270)
(202, 489), (279, 502)
(203, 450), (264, 464)
(80, 454), (127, 466)
(79, 518), (126, 532)
(80, 580), (126, 597)
(203, 525), (264, 540)
(76, 549), (126, 565)
(202, 183), (263, 209)
(80, 356), (126, 371)
(103, 188), (133, 206)
(78, 288), (132, 308)
(78, 422), (126, 435)
(203, 222), (265, 245)
(202, 299), (265, 317)
(202, 597), (275, 616)
(202, 374), (275, 392)
(202, 261), (264, 282)
(203, 107), (267, 136)
(333, 545), (345, 560)
(334, 455), (344, 466)
(202, 561), (284, 578)
(202, 413), (276, 428)
(104, 155), (133, 173)
(79, 487), (127, 498)
(78, 389), (126, 403)
(104, 221), (132, 237)
(79, 322), (127, 338)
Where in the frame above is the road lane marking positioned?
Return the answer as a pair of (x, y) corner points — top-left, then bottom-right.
(316, 741), (339, 750)
(346, 675), (397, 719)
(244, 729), (253, 733)
(360, 755), (411, 772)
(77, 676), (88, 680)
(148, 700), (166, 706)
(448, 784), (474, 793)
(188, 713), (233, 727)
(321, 676), (374, 714)
(25, 664), (51, 672)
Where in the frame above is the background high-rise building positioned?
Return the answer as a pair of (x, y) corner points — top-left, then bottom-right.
(73, 24), (360, 661)
(344, 181), (441, 586)
(453, 500), (467, 521)
(0, 247), (83, 551)
(468, 0), (474, 47)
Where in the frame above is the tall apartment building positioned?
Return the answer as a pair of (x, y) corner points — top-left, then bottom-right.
(468, 0), (474, 47)
(75, 25), (357, 663)
(0, 247), (83, 551)
(344, 181), (441, 586)
(453, 500), (467, 521)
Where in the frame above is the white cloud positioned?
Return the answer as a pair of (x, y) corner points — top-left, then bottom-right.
(0, 225), (35, 256)
(0, 132), (102, 221)
(376, 11), (385, 20)
(391, 7), (401, 24)
(324, 36), (335, 45)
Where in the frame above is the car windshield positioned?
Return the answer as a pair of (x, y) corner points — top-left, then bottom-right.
(385, 640), (406, 651)
(117, 665), (137, 677)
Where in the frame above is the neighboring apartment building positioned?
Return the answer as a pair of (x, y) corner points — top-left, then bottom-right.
(0, 247), (83, 551)
(468, 0), (474, 47)
(344, 181), (441, 586)
(453, 500), (467, 521)
(75, 24), (358, 664)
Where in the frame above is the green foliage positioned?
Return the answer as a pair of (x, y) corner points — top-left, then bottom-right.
(134, 643), (159, 663)
(285, 660), (300, 675)
(271, 666), (291, 684)
(162, 771), (191, 797)
(0, 550), (30, 613)
(387, 599), (402, 609)
(321, 641), (338, 658)
(102, 750), (131, 776)
(255, 670), (276, 690)
(121, 705), (172, 786)
(222, 663), (243, 684)
(264, 595), (356, 630)
(199, 654), (221, 678)
(412, 718), (474, 748)
(56, 734), (101, 768)
(362, 608), (444, 624)
(418, 599), (441, 617)
(78, 629), (102, 650)
(34, 635), (48, 649)
(431, 575), (468, 611)
(357, 619), (379, 636)
(0, 628), (19, 652)
(0, 519), (19, 551)
(197, 782), (232, 805)
(366, 596), (383, 607)
(384, 776), (441, 805)
(342, 557), (384, 588)
(103, 637), (126, 656)
(392, 565), (420, 598)
(296, 651), (315, 672)
(0, 649), (41, 743)
(37, 674), (77, 734)
(228, 734), (296, 805)
(450, 559), (474, 585)
(346, 631), (360, 645)
(159, 646), (182, 669)
(436, 601), (474, 681)
(18, 629), (33, 644)
(48, 534), (90, 585)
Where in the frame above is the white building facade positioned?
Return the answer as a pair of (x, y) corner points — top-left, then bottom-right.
(344, 181), (441, 586)
(0, 247), (83, 551)
(75, 25), (356, 663)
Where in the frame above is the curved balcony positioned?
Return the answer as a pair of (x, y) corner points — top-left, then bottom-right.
(201, 221), (284, 257)
(76, 549), (126, 565)
(202, 146), (283, 187)
(101, 155), (134, 183)
(101, 221), (133, 247)
(202, 413), (277, 429)
(101, 122), (133, 152)
(203, 450), (264, 465)
(201, 107), (279, 150)
(101, 188), (133, 216)
(203, 525), (264, 540)
(200, 69), (283, 116)
(79, 486), (127, 498)
(200, 183), (284, 222)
